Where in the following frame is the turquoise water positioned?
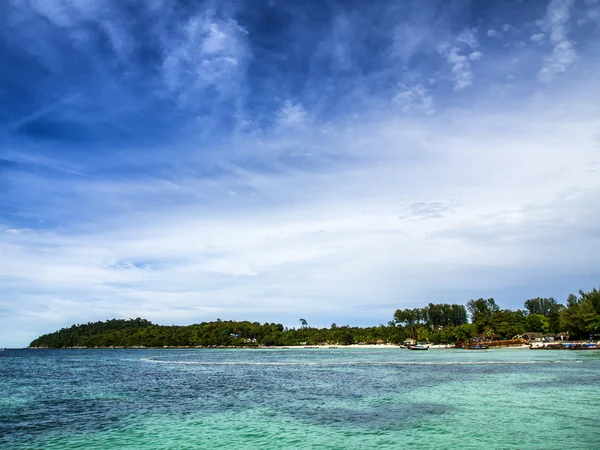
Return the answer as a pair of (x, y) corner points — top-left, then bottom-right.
(1, 348), (599, 449)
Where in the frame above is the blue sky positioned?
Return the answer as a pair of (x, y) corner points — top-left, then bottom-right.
(1, 0), (600, 347)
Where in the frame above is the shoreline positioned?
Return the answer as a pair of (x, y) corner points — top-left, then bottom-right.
(26, 343), (536, 350)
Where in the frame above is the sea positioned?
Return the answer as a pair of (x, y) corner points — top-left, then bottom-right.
(1, 347), (599, 449)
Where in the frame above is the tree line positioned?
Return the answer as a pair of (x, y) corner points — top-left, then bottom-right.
(29, 319), (407, 348)
(29, 287), (600, 348)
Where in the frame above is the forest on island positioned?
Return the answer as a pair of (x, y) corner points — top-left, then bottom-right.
(29, 287), (600, 348)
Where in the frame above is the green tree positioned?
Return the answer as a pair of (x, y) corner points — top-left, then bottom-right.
(548, 303), (565, 334)
(453, 323), (477, 342)
(525, 314), (550, 333)
(416, 327), (429, 343)
(394, 309), (418, 338)
(524, 297), (558, 316)
(467, 298), (499, 333)
(492, 309), (526, 338)
(560, 290), (600, 339)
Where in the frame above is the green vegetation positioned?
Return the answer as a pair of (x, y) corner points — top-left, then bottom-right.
(29, 288), (600, 348)
(29, 319), (405, 348)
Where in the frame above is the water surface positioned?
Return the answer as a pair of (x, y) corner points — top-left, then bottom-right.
(1, 348), (599, 449)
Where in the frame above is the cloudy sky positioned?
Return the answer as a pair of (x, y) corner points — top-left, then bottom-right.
(1, 0), (599, 347)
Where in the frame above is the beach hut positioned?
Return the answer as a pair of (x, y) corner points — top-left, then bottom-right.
(483, 334), (502, 342)
(522, 332), (544, 342)
(403, 338), (416, 346)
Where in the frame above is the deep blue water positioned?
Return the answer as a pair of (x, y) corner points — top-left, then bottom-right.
(1, 348), (600, 449)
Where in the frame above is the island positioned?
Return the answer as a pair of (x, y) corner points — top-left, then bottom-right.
(29, 288), (599, 349)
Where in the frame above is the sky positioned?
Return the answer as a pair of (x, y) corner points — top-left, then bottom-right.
(1, 0), (599, 347)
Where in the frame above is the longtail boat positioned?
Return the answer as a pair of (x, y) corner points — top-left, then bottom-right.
(407, 344), (429, 350)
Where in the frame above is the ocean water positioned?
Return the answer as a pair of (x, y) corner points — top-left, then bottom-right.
(1, 348), (599, 449)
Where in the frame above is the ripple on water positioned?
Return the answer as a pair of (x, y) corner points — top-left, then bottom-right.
(1, 349), (599, 449)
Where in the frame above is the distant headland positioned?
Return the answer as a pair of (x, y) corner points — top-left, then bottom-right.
(28, 288), (599, 348)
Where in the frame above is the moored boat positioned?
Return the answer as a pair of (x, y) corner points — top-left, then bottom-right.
(564, 342), (599, 350)
(407, 344), (429, 350)
(530, 342), (599, 350)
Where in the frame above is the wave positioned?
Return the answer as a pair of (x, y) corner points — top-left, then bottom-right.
(140, 358), (582, 366)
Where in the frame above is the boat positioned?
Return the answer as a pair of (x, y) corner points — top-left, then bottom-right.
(530, 342), (599, 350)
(407, 344), (429, 350)
(563, 343), (599, 350)
(529, 344), (562, 350)
(464, 344), (487, 350)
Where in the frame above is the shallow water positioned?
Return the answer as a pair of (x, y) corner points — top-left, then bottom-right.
(1, 348), (599, 449)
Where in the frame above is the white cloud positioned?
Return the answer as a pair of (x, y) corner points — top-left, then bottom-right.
(2, 80), (599, 346)
(26, 0), (73, 27)
(161, 15), (249, 103)
(439, 46), (473, 90)
(201, 23), (230, 54)
(438, 28), (481, 90)
(10, 1), (250, 107)
(577, 1), (600, 25)
(276, 101), (308, 128)
(530, 33), (545, 44)
(537, 0), (577, 82)
(393, 84), (435, 114)
(2, 1), (600, 348)
(456, 28), (479, 49)
(14, 0), (135, 66)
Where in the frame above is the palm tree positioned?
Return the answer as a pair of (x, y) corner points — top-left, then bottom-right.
(299, 318), (308, 344)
